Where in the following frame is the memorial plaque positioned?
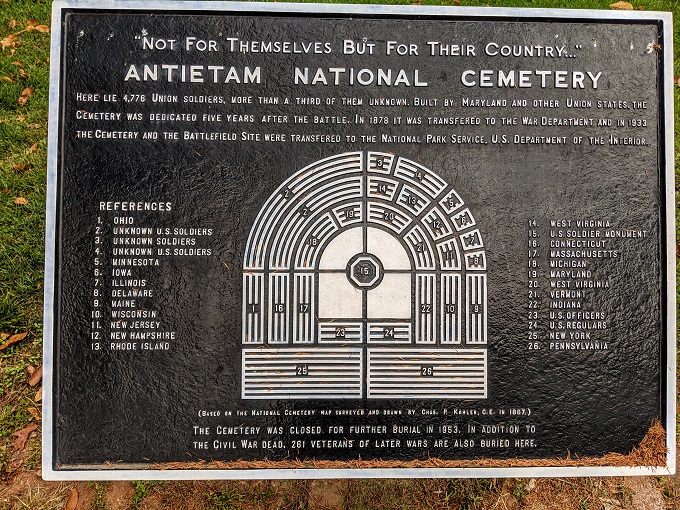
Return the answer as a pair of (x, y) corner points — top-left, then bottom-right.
(43, 1), (675, 479)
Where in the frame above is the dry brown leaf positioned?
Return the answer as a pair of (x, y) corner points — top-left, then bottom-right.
(2, 188), (8, 194)
(28, 365), (43, 387)
(19, 69), (28, 79)
(26, 19), (38, 28)
(64, 488), (78, 510)
(12, 423), (37, 451)
(27, 407), (41, 421)
(0, 331), (27, 350)
(1, 34), (17, 51)
(29, 142), (37, 152)
(0, 332), (9, 339)
(610, 1), (634, 9)
(28, 123), (40, 129)
(8, 19), (17, 29)
(18, 87), (33, 106)
(14, 197), (28, 205)
(8, 48), (16, 56)
(34, 25), (50, 33)
(16, 115), (25, 122)
(2, 76), (12, 83)
(35, 387), (42, 402)
(13, 163), (29, 172)
(12, 60), (22, 66)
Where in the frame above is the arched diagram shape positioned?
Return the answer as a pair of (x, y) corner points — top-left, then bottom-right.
(242, 152), (487, 400)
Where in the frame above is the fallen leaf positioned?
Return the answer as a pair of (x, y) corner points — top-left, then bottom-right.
(8, 19), (16, 29)
(28, 365), (42, 387)
(19, 69), (28, 79)
(26, 20), (38, 28)
(14, 197), (28, 205)
(2, 188), (8, 194)
(0, 332), (27, 350)
(29, 143), (37, 152)
(35, 387), (42, 402)
(27, 407), (41, 421)
(0, 332), (9, 339)
(12, 60), (22, 66)
(610, 1), (634, 9)
(8, 48), (16, 56)
(2, 76), (12, 83)
(28, 123), (41, 129)
(64, 488), (78, 510)
(16, 115), (25, 122)
(18, 87), (33, 106)
(12, 423), (37, 451)
(1, 34), (17, 51)
(453, 0), (461, 3)
(34, 25), (50, 33)
(13, 163), (29, 172)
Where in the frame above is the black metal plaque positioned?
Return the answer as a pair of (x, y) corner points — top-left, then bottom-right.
(44, 1), (675, 479)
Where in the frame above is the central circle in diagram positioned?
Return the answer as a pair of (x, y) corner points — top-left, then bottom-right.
(347, 253), (384, 289)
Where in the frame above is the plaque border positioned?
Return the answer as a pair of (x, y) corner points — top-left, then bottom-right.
(43, 0), (676, 480)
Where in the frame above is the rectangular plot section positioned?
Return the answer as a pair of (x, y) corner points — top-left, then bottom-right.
(367, 152), (395, 174)
(437, 239), (461, 270)
(367, 349), (487, 399)
(295, 213), (337, 270)
(441, 274), (461, 344)
(404, 226), (435, 269)
(464, 250), (487, 271)
(332, 202), (362, 227)
(461, 229), (484, 251)
(439, 189), (464, 215)
(416, 273), (436, 344)
(393, 158), (448, 198)
(367, 176), (398, 201)
(368, 323), (411, 343)
(466, 274), (487, 344)
(318, 323), (363, 343)
(396, 185), (430, 215)
(452, 207), (476, 231)
(423, 207), (453, 240)
(367, 202), (411, 234)
(293, 273), (315, 344)
(268, 273), (290, 343)
(242, 272), (264, 344)
(242, 348), (363, 399)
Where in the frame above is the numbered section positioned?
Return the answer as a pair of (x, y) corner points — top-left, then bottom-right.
(367, 349), (487, 399)
(242, 348), (363, 399)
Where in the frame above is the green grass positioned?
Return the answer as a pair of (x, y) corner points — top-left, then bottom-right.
(0, 0), (54, 482)
(0, 0), (679, 507)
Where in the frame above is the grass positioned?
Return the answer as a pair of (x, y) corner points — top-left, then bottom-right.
(0, 0), (679, 508)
